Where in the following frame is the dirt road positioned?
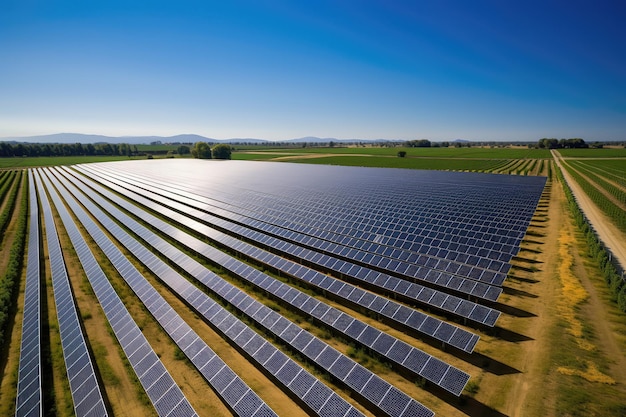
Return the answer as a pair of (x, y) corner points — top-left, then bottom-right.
(551, 150), (626, 273)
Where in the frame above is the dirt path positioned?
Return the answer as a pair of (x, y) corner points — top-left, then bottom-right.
(552, 150), (626, 272)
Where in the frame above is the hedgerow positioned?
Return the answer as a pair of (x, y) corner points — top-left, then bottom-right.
(0, 171), (21, 240)
(0, 171), (28, 346)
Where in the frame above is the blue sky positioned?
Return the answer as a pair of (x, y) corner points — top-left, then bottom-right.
(1, 0), (625, 141)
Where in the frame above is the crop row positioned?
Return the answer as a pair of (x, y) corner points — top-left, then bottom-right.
(288, 156), (549, 176)
(569, 162), (626, 207)
(562, 162), (626, 234)
(243, 146), (552, 158)
(571, 160), (626, 188)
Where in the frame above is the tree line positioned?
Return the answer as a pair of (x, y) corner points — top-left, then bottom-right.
(0, 142), (138, 157)
(537, 138), (588, 149)
(191, 142), (232, 160)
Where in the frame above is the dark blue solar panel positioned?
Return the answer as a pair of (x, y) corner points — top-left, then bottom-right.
(33, 171), (109, 417)
(328, 355), (356, 381)
(41, 169), (280, 417)
(15, 171), (43, 417)
(315, 347), (341, 370)
(68, 163), (528, 406)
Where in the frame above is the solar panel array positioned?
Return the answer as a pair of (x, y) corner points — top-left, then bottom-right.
(42, 169), (278, 417)
(36, 169), (198, 417)
(69, 165), (482, 350)
(77, 163), (543, 302)
(77, 165), (504, 301)
(59, 166), (471, 395)
(15, 171), (43, 417)
(52, 167), (434, 416)
(19, 159), (546, 416)
(33, 171), (109, 417)
(72, 162), (501, 324)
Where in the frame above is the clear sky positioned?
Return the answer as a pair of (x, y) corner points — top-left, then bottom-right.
(1, 0), (625, 141)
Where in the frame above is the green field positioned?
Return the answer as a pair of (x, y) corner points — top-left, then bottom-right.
(283, 155), (509, 171)
(558, 148), (626, 158)
(0, 155), (141, 169)
(230, 146), (551, 175)
(575, 159), (626, 175)
(232, 152), (296, 161)
(239, 146), (551, 158)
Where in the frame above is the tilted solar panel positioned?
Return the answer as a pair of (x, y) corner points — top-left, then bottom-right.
(34, 170), (108, 417)
(15, 171), (43, 417)
(37, 169), (198, 417)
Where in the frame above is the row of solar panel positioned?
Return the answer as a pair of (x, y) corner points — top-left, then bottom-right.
(43, 169), (279, 417)
(179, 174), (539, 249)
(242, 195), (534, 232)
(34, 171), (109, 417)
(75, 162), (528, 261)
(113, 177), (500, 328)
(196, 195), (514, 283)
(247, 191), (536, 235)
(215, 192), (529, 257)
(37, 169), (198, 417)
(74, 165), (503, 302)
(61, 167), (470, 398)
(243, 174), (544, 224)
(57, 168), (440, 416)
(82, 165), (523, 279)
(50, 168), (370, 417)
(97, 165), (512, 289)
(123, 162), (539, 232)
(15, 172), (43, 417)
(72, 166), (500, 324)
(73, 167), (485, 346)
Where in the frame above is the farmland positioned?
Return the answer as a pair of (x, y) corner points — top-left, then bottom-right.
(555, 150), (626, 235)
(0, 147), (624, 417)
(233, 146), (551, 176)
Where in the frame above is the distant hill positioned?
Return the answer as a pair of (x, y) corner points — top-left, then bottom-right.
(0, 133), (366, 145)
(283, 136), (390, 144)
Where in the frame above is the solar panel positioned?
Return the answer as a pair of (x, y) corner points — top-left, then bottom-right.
(67, 165), (493, 339)
(80, 162), (541, 290)
(33, 171), (108, 417)
(48, 168), (367, 417)
(55, 168), (470, 400)
(15, 171), (43, 417)
(74, 165), (503, 319)
(54, 167), (436, 415)
(36, 169), (198, 417)
(41, 176), (274, 417)
(66, 160), (544, 410)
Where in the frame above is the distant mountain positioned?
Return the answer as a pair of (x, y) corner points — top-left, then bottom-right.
(0, 133), (228, 145)
(0, 133), (383, 145)
(284, 136), (391, 144)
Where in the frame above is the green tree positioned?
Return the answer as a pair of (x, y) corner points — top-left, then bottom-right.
(407, 139), (431, 148)
(177, 145), (190, 155)
(212, 144), (232, 160)
(192, 141), (212, 159)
